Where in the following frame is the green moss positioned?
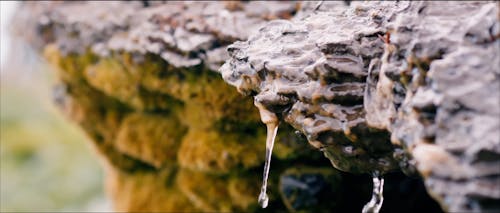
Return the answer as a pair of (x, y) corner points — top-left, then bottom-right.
(176, 169), (263, 212)
(116, 112), (188, 168)
(41, 46), (334, 212)
(177, 129), (266, 174)
(107, 169), (199, 212)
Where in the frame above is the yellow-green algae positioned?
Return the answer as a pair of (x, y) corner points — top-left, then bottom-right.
(42, 44), (333, 212)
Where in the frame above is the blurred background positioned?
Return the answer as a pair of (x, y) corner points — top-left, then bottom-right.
(1, 2), (109, 211)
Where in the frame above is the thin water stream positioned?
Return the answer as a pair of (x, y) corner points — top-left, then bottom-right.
(254, 99), (386, 212)
(254, 101), (279, 208)
(362, 172), (385, 213)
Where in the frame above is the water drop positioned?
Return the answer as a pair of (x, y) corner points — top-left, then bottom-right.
(254, 100), (279, 209)
(362, 171), (385, 213)
(342, 146), (354, 155)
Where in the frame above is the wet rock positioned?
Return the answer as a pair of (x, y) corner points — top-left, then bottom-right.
(221, 1), (406, 174)
(12, 1), (335, 212)
(13, 0), (496, 212)
(380, 2), (500, 212)
(222, 1), (499, 212)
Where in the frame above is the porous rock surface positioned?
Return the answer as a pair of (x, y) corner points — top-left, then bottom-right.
(12, 1), (401, 212)
(220, 2), (500, 212)
(14, 1), (329, 212)
(12, 0), (495, 212)
(222, 1), (500, 212)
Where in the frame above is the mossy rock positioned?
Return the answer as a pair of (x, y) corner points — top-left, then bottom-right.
(115, 112), (188, 168)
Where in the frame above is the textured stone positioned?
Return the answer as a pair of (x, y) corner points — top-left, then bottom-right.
(221, 1), (407, 174)
(115, 113), (187, 168)
(106, 168), (200, 212)
(12, 1), (483, 212)
(13, 1), (334, 212)
(222, 1), (500, 212)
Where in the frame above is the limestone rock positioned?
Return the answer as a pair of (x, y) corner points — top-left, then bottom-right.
(13, 1), (335, 212)
(222, 1), (500, 212)
(221, 1), (407, 174)
(12, 1), (477, 212)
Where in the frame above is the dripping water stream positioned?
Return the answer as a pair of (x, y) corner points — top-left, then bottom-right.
(258, 122), (278, 208)
(362, 172), (385, 213)
(254, 101), (279, 208)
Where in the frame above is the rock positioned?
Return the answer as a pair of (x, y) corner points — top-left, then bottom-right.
(380, 2), (500, 212)
(221, 1), (406, 174)
(222, 1), (500, 212)
(106, 168), (200, 212)
(12, 1), (467, 212)
(115, 112), (187, 168)
(12, 1), (335, 212)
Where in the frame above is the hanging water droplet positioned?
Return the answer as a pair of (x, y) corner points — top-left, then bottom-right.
(258, 190), (269, 208)
(342, 145), (354, 155)
(254, 100), (279, 209)
(362, 171), (385, 213)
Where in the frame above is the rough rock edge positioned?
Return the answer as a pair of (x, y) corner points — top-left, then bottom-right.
(11, 1), (349, 212)
(15, 1), (298, 71)
(221, 1), (500, 212)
